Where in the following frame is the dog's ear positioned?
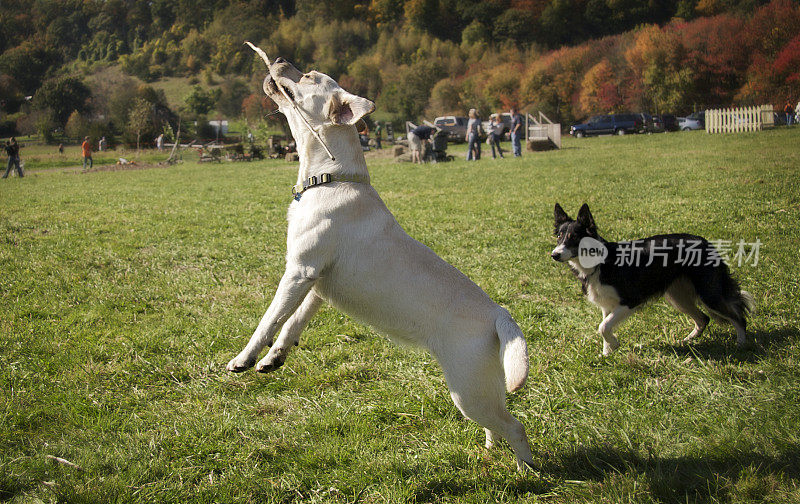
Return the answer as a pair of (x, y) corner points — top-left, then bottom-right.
(554, 203), (571, 227)
(577, 203), (597, 235)
(327, 91), (375, 126)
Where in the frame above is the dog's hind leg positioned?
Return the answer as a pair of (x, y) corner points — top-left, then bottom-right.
(227, 270), (316, 372)
(256, 291), (323, 373)
(440, 350), (534, 471)
(665, 278), (710, 342)
(598, 306), (632, 356)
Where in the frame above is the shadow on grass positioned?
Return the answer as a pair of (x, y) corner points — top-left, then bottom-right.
(656, 326), (799, 363)
(409, 475), (551, 502)
(403, 441), (800, 502)
(538, 444), (800, 502)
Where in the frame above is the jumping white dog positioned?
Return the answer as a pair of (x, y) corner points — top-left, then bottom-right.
(226, 45), (534, 471)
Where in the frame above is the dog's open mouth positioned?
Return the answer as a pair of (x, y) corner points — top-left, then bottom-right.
(281, 84), (295, 102)
(265, 76), (295, 102)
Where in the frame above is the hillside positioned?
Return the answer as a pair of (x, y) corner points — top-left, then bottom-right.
(1, 0), (798, 145)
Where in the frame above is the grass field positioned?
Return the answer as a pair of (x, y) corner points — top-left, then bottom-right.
(2, 129), (799, 503)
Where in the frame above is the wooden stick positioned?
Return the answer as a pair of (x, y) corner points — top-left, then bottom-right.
(244, 42), (335, 161)
(46, 455), (83, 471)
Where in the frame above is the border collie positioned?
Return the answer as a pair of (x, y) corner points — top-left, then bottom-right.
(550, 203), (754, 355)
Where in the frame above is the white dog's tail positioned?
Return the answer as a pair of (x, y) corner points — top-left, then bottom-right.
(496, 310), (529, 393)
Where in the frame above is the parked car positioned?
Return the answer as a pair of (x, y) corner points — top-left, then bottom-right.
(677, 111), (705, 131)
(569, 113), (645, 137)
(638, 113), (656, 133)
(677, 116), (702, 131)
(657, 114), (679, 132)
(434, 116), (468, 142)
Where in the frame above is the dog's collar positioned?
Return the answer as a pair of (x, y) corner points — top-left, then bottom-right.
(292, 173), (370, 200)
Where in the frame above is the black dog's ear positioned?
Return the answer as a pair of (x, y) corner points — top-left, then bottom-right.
(554, 203), (572, 236)
(577, 203), (597, 235)
(554, 203), (571, 226)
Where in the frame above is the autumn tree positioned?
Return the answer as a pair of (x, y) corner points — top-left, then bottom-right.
(579, 59), (623, 114)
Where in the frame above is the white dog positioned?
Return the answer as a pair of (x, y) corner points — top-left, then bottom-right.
(226, 49), (534, 471)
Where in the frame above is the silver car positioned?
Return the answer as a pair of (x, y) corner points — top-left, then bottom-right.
(677, 111), (705, 131)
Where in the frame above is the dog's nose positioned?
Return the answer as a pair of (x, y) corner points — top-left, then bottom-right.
(551, 251), (561, 261)
(274, 57), (285, 64)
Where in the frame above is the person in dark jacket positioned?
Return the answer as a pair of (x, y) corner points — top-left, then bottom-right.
(3, 137), (23, 178)
(408, 124), (434, 164)
(784, 100), (794, 126)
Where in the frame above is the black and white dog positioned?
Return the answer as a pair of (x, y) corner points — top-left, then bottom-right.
(551, 203), (754, 355)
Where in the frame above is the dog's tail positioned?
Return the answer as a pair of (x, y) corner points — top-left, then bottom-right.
(740, 290), (756, 314)
(496, 310), (529, 393)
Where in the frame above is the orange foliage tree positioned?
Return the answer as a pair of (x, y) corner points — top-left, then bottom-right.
(579, 59), (623, 115)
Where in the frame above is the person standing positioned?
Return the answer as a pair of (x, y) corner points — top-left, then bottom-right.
(156, 133), (164, 151)
(487, 114), (505, 159)
(408, 124), (434, 164)
(2, 137), (23, 178)
(98, 136), (107, 152)
(358, 122), (370, 149)
(465, 108), (482, 161)
(375, 121), (382, 149)
(510, 107), (523, 157)
(784, 101), (794, 125)
(81, 136), (93, 170)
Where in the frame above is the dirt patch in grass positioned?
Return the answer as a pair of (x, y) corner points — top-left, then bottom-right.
(81, 162), (170, 173)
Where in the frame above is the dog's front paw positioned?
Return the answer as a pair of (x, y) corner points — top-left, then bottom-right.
(602, 339), (620, 356)
(226, 354), (256, 373)
(256, 348), (286, 373)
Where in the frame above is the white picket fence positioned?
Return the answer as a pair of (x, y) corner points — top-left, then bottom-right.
(705, 105), (774, 134)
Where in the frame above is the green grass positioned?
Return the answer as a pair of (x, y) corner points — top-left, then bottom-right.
(2, 129), (799, 503)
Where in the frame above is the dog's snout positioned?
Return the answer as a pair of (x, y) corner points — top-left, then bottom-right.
(551, 251), (561, 261)
(274, 57), (286, 64)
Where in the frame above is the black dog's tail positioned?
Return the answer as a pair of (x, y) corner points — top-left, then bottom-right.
(694, 265), (754, 328)
(740, 290), (756, 314)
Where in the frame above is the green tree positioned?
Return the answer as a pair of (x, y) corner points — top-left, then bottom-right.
(217, 79), (250, 118)
(32, 77), (92, 127)
(127, 98), (153, 152)
(65, 110), (88, 140)
(0, 39), (61, 94)
(379, 59), (444, 120)
(184, 85), (219, 116)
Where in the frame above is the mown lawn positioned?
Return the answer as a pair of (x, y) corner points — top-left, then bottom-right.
(1, 129), (799, 503)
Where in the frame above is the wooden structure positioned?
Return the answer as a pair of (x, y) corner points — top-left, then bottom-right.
(525, 111), (561, 150)
(706, 105), (774, 134)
